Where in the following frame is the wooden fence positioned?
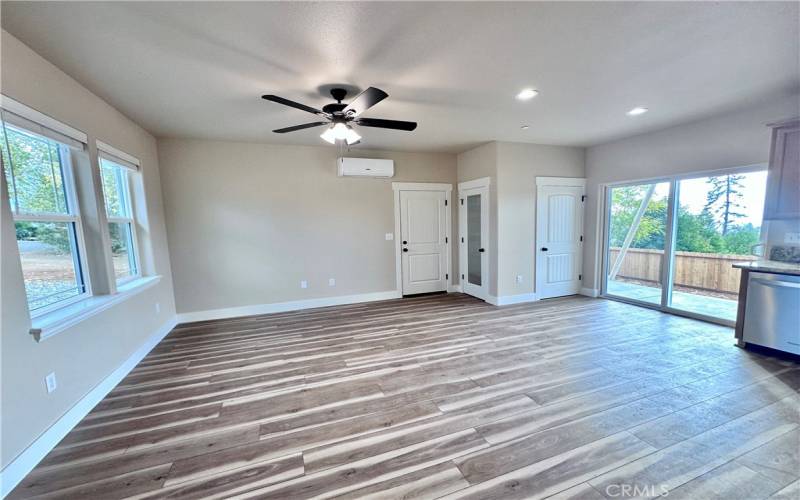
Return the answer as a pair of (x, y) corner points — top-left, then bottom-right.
(609, 248), (756, 294)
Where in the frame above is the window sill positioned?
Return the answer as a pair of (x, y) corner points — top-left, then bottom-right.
(30, 275), (162, 342)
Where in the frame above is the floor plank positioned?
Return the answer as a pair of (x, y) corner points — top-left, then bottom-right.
(8, 294), (798, 499)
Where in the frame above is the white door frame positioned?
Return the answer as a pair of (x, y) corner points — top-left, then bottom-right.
(392, 182), (452, 296)
(458, 177), (491, 301)
(535, 177), (586, 299)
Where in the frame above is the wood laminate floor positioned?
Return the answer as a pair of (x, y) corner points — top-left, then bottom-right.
(10, 294), (799, 499)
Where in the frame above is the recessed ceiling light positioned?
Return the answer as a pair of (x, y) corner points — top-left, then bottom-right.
(520, 125), (530, 130)
(516, 88), (538, 101)
(627, 107), (648, 116)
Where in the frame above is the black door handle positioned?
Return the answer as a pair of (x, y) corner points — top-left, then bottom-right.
(403, 248), (408, 252)
(478, 248), (485, 253)
(402, 240), (407, 245)
(541, 247), (548, 251)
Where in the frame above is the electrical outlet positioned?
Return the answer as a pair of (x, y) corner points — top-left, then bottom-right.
(329, 278), (336, 287)
(45, 372), (57, 393)
(785, 232), (800, 244)
(516, 275), (523, 284)
(300, 280), (308, 289)
(155, 302), (161, 314)
(385, 233), (394, 241)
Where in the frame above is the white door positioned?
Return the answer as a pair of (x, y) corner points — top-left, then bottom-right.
(536, 183), (584, 299)
(400, 190), (448, 295)
(460, 186), (489, 300)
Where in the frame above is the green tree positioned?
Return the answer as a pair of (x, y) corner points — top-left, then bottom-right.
(704, 174), (746, 235)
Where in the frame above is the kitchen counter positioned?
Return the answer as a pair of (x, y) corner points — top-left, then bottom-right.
(732, 260), (800, 276)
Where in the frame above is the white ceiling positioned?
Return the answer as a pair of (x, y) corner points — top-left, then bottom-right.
(2, 1), (798, 153)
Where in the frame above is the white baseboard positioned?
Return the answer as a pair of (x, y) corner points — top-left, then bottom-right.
(0, 316), (178, 498)
(176, 290), (403, 324)
(580, 287), (600, 298)
(448, 284), (462, 293)
(487, 293), (538, 306)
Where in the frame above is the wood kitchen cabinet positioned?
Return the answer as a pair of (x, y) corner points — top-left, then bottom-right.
(763, 118), (800, 220)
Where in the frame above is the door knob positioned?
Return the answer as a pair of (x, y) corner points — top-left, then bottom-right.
(403, 248), (409, 252)
(402, 240), (407, 244)
(541, 247), (548, 251)
(478, 248), (485, 253)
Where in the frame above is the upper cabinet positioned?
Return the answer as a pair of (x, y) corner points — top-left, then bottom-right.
(763, 118), (800, 220)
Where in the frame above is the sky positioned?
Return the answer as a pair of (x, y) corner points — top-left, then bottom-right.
(678, 171), (767, 226)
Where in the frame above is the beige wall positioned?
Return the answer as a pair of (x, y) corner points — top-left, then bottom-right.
(0, 30), (176, 468)
(456, 141), (585, 299)
(583, 92), (800, 292)
(496, 142), (585, 297)
(157, 138), (457, 314)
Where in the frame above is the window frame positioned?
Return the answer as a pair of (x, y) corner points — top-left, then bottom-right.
(2, 124), (93, 316)
(99, 155), (141, 285)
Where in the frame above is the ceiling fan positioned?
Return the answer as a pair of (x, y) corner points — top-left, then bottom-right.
(261, 87), (417, 145)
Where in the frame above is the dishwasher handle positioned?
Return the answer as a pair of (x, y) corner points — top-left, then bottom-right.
(751, 278), (800, 289)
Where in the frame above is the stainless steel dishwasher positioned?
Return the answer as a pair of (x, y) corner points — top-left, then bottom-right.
(743, 272), (800, 354)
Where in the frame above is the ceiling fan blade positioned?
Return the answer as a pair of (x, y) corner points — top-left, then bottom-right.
(273, 122), (329, 133)
(262, 95), (327, 117)
(356, 117), (417, 131)
(343, 87), (388, 117)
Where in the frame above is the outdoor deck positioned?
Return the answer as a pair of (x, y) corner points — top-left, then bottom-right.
(607, 280), (739, 321)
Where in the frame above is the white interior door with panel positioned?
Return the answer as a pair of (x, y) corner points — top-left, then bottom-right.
(459, 179), (490, 301)
(536, 178), (585, 299)
(396, 187), (450, 295)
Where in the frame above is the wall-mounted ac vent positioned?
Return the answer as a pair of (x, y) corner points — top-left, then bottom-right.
(337, 157), (394, 178)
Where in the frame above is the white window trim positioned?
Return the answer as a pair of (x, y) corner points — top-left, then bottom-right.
(29, 275), (162, 342)
(3, 129), (93, 315)
(100, 157), (142, 285)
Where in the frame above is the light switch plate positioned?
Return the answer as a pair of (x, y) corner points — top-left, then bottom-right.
(45, 372), (57, 393)
(329, 278), (336, 287)
(300, 280), (308, 289)
(516, 275), (523, 284)
(385, 233), (394, 241)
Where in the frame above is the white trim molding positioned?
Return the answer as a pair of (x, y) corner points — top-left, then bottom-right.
(97, 140), (141, 170)
(457, 176), (491, 190)
(535, 176), (587, 187)
(487, 293), (538, 306)
(391, 182), (453, 192)
(176, 290), (402, 324)
(0, 316), (177, 498)
(30, 276), (162, 342)
(580, 288), (600, 298)
(0, 94), (88, 145)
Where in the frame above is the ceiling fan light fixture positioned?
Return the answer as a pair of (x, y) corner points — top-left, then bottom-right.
(344, 126), (361, 145)
(320, 122), (361, 145)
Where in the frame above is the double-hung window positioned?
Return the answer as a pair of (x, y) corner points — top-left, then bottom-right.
(99, 155), (139, 284)
(1, 117), (89, 313)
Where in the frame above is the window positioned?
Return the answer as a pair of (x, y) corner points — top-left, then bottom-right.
(99, 156), (139, 283)
(1, 120), (89, 313)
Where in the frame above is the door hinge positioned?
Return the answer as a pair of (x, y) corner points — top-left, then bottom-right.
(580, 235), (583, 242)
(461, 274), (465, 279)
(460, 198), (464, 205)
(581, 195), (586, 202)
(445, 199), (448, 206)
(461, 237), (465, 243)
(446, 273), (449, 280)
(579, 274), (582, 280)
(445, 237), (448, 243)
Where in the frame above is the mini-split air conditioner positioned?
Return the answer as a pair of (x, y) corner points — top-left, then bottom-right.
(337, 157), (394, 178)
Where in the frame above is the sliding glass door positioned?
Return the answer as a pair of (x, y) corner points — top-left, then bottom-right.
(605, 182), (671, 305)
(603, 168), (768, 324)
